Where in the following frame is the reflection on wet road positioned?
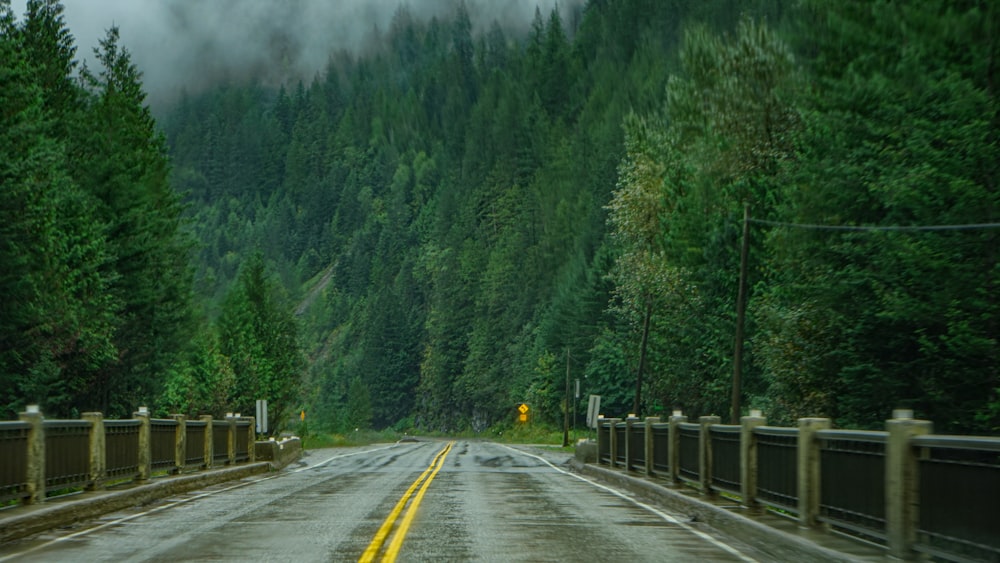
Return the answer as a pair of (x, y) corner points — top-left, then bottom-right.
(0, 441), (766, 562)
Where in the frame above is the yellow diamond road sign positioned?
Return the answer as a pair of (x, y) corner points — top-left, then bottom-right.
(518, 403), (529, 414)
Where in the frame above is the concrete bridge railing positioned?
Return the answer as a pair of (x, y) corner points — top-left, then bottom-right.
(596, 410), (999, 562)
(1, 406), (257, 506)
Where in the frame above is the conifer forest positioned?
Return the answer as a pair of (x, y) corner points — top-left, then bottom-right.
(2, 0), (998, 435)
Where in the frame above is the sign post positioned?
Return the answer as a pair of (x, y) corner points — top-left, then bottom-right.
(574, 379), (580, 433)
(255, 400), (268, 435)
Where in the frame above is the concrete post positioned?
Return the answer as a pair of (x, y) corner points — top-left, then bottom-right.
(740, 411), (766, 510)
(227, 414), (236, 465)
(699, 415), (721, 495)
(82, 412), (106, 490)
(644, 417), (660, 476)
(606, 418), (621, 468)
(668, 412), (686, 484)
(134, 407), (151, 482)
(797, 417), (831, 528)
(596, 416), (606, 464)
(19, 407), (45, 505)
(201, 415), (213, 469)
(246, 416), (256, 463)
(172, 414), (187, 474)
(886, 410), (932, 560)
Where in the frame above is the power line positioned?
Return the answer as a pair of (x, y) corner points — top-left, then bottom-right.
(748, 218), (1000, 232)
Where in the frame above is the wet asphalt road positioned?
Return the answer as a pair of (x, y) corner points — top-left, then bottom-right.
(0, 441), (768, 562)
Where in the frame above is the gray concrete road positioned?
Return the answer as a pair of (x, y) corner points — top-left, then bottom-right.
(0, 440), (769, 562)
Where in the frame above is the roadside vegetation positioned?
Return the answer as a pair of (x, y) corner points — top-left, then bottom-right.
(3, 0), (997, 436)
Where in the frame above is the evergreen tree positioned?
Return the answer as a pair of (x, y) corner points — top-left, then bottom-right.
(75, 27), (195, 415)
(0, 2), (117, 417)
(757, 0), (1000, 431)
(218, 253), (303, 433)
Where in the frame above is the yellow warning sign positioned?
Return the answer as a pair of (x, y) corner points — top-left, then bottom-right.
(519, 414), (528, 422)
(518, 403), (529, 414)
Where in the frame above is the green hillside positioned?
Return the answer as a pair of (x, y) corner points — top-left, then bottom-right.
(3, 0), (998, 435)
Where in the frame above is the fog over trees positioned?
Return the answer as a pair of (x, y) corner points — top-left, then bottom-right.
(2, 0), (998, 435)
(9, 0), (586, 105)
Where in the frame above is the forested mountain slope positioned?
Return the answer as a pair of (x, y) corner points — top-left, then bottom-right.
(164, 0), (998, 434)
(162, 0), (784, 432)
(4, 0), (997, 435)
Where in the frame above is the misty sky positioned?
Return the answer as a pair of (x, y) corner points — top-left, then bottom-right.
(10, 0), (583, 107)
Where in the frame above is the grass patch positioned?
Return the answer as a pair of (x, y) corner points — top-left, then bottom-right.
(45, 486), (83, 499)
(301, 428), (403, 449)
(299, 424), (597, 451)
(490, 423), (594, 448)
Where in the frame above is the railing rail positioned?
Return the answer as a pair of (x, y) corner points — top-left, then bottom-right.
(709, 424), (741, 495)
(912, 434), (1000, 561)
(105, 420), (141, 480)
(614, 422), (627, 467)
(754, 425), (798, 513)
(677, 422), (700, 484)
(627, 422), (645, 472)
(651, 422), (669, 474)
(816, 429), (887, 539)
(43, 420), (92, 492)
(595, 411), (1000, 561)
(235, 420), (251, 463)
(186, 420), (207, 468)
(0, 422), (31, 503)
(212, 422), (230, 465)
(3, 408), (256, 507)
(150, 419), (179, 472)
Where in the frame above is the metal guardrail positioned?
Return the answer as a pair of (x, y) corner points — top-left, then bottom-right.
(677, 422), (700, 483)
(709, 425), (741, 495)
(595, 412), (999, 561)
(105, 420), (141, 480)
(0, 421), (31, 503)
(651, 422), (669, 474)
(754, 426), (798, 513)
(627, 423), (645, 471)
(912, 435), (1000, 561)
(212, 422), (230, 465)
(3, 409), (258, 509)
(186, 420), (207, 467)
(235, 420), (251, 463)
(614, 422), (626, 466)
(43, 420), (92, 492)
(150, 419), (179, 472)
(597, 422), (611, 464)
(817, 429), (887, 539)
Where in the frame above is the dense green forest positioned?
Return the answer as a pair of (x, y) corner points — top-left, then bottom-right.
(2, 0), (998, 434)
(1, 0), (195, 418)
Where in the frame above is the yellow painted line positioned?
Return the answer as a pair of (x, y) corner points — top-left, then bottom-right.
(381, 441), (452, 563)
(359, 442), (454, 563)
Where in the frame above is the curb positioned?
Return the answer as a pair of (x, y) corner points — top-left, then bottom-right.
(570, 460), (885, 562)
(0, 462), (271, 544)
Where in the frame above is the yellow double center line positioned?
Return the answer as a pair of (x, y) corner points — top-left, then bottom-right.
(359, 441), (454, 563)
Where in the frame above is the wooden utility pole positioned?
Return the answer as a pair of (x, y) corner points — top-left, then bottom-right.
(633, 300), (652, 417)
(731, 203), (751, 424)
(563, 347), (571, 447)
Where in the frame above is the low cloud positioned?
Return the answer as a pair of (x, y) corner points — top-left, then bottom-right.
(11, 0), (584, 107)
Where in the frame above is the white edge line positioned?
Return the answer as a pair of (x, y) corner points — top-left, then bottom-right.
(0, 443), (405, 561)
(0, 477), (272, 562)
(292, 443), (400, 472)
(497, 444), (759, 563)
